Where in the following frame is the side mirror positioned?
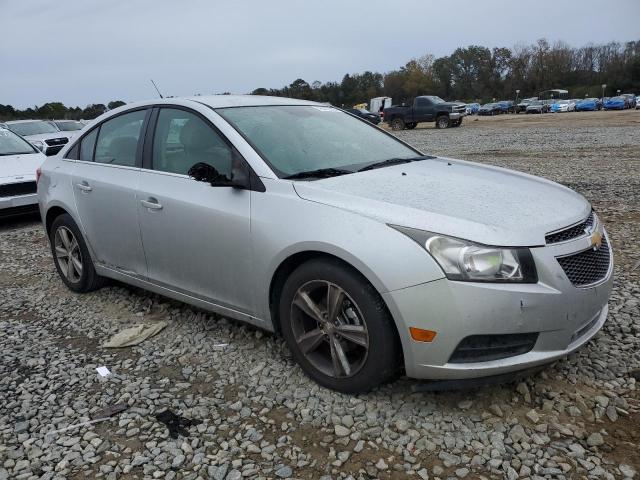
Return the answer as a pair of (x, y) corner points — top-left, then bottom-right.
(188, 162), (250, 190)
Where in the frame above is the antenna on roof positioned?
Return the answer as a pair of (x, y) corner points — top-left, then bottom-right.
(150, 79), (164, 99)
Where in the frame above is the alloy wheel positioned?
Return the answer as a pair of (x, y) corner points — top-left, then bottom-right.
(54, 226), (83, 283)
(290, 280), (369, 378)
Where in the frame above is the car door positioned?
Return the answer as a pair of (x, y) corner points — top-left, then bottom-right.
(414, 98), (433, 122)
(136, 106), (253, 313)
(71, 109), (149, 277)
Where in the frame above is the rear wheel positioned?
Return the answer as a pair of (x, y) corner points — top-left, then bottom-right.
(279, 259), (401, 393)
(50, 214), (105, 293)
(435, 115), (450, 129)
(390, 118), (405, 130)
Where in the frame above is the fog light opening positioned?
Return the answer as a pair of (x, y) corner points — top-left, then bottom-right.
(409, 327), (437, 343)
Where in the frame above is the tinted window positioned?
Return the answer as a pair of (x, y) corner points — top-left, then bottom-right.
(416, 98), (428, 107)
(79, 128), (98, 161)
(152, 108), (233, 176)
(94, 110), (146, 166)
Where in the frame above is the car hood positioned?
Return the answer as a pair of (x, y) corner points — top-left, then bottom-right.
(293, 158), (590, 246)
(0, 152), (45, 180)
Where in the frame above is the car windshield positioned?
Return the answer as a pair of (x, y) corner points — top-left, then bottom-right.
(9, 121), (59, 136)
(425, 96), (445, 104)
(55, 120), (84, 131)
(217, 105), (419, 178)
(530, 101), (542, 105)
(0, 129), (37, 155)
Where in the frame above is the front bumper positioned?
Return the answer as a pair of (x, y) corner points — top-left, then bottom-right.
(449, 112), (464, 120)
(0, 193), (39, 218)
(383, 231), (613, 380)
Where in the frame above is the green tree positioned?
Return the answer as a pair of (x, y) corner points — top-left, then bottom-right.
(107, 100), (126, 110)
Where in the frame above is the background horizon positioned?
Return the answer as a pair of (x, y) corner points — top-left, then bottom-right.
(1, 0), (639, 109)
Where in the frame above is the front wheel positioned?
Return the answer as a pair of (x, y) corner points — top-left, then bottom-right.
(436, 115), (450, 129)
(50, 213), (106, 293)
(279, 259), (401, 393)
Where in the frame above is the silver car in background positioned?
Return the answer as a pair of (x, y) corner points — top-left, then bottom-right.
(1, 128), (46, 217)
(37, 96), (613, 393)
(4, 119), (74, 155)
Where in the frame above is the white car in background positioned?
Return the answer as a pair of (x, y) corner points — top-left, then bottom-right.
(0, 128), (46, 218)
(3, 120), (74, 156)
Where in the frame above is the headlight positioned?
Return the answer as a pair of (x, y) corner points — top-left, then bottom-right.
(30, 140), (44, 151)
(391, 226), (538, 283)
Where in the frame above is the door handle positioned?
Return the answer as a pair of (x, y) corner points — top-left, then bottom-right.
(76, 182), (92, 192)
(140, 198), (163, 210)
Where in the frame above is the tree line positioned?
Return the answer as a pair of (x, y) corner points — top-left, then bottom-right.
(253, 39), (639, 107)
(0, 101), (126, 122)
(1, 38), (638, 121)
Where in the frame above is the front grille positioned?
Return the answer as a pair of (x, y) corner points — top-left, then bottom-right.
(556, 235), (611, 287)
(449, 333), (539, 363)
(44, 137), (68, 146)
(0, 181), (37, 198)
(545, 212), (594, 244)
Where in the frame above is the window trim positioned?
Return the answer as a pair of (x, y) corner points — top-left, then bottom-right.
(64, 107), (151, 167)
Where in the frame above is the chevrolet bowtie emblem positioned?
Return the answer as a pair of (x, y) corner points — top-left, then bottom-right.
(590, 231), (603, 250)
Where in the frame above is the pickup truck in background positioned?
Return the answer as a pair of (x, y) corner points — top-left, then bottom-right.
(383, 95), (466, 130)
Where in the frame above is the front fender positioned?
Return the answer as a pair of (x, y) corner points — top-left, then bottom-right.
(251, 180), (445, 324)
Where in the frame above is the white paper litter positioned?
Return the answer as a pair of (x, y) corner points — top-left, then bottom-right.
(96, 366), (111, 377)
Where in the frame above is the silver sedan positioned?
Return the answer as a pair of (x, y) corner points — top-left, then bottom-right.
(37, 95), (613, 393)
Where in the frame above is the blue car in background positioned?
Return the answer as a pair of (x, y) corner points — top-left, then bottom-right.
(603, 96), (626, 110)
(477, 103), (502, 115)
(465, 103), (480, 115)
(497, 100), (515, 113)
(575, 98), (602, 111)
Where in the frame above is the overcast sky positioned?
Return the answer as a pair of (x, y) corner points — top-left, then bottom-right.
(1, 0), (638, 108)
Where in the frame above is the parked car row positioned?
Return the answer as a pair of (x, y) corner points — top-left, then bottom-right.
(0, 119), (82, 155)
(466, 93), (638, 116)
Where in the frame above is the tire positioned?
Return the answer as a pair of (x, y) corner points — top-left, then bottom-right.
(390, 118), (405, 131)
(50, 213), (106, 293)
(435, 115), (450, 129)
(405, 122), (417, 130)
(279, 259), (401, 393)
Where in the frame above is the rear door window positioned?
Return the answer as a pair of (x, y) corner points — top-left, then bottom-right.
(94, 110), (146, 166)
(79, 128), (98, 161)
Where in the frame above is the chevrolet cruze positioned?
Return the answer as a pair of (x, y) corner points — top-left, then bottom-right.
(38, 96), (613, 393)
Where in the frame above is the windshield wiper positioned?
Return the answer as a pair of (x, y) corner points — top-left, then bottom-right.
(357, 155), (434, 172)
(283, 167), (353, 180)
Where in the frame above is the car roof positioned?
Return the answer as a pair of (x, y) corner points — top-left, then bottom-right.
(124, 95), (321, 110)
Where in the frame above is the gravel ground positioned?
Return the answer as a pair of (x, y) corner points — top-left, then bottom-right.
(1, 111), (639, 480)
